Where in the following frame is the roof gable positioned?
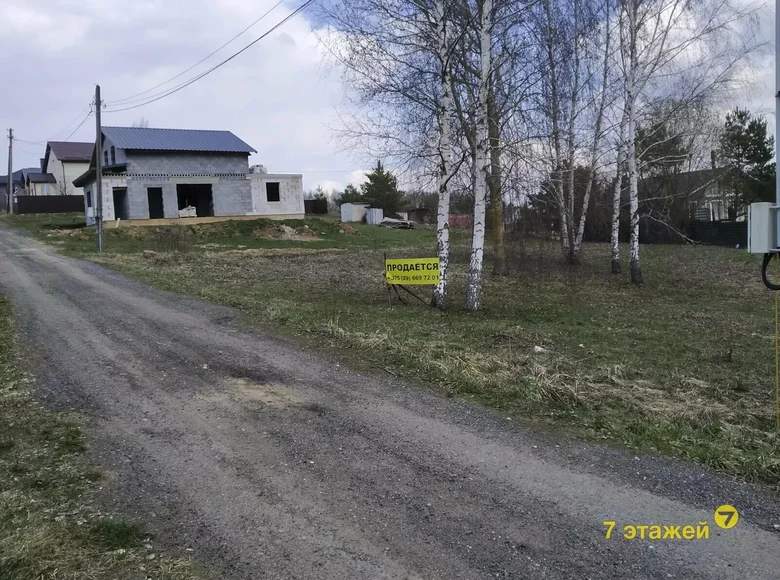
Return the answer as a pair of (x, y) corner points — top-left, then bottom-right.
(26, 172), (56, 184)
(47, 142), (94, 161)
(44, 141), (94, 173)
(101, 126), (256, 154)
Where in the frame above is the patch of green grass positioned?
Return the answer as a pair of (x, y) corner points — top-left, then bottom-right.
(0, 212), (451, 256)
(0, 294), (203, 579)
(92, 519), (144, 550)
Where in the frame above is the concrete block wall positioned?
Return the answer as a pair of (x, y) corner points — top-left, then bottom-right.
(101, 137), (127, 166)
(83, 177), (127, 225)
(125, 178), (180, 219)
(162, 184), (178, 218)
(250, 174), (304, 216)
(83, 153), (256, 220)
(213, 178), (253, 215)
(126, 179), (150, 219)
(125, 175), (250, 218)
(126, 152), (249, 175)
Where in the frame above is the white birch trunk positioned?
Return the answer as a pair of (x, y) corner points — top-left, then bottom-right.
(625, 0), (642, 284)
(564, 5), (581, 263)
(433, 0), (453, 309)
(610, 109), (628, 273)
(573, 7), (612, 260)
(465, 0), (493, 311)
(542, 0), (567, 257)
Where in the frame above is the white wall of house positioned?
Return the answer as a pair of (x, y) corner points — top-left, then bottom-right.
(45, 152), (89, 196)
(24, 182), (54, 196)
(249, 174), (304, 217)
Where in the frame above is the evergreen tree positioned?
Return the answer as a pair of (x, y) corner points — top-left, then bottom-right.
(338, 183), (364, 206)
(719, 108), (776, 212)
(360, 161), (405, 217)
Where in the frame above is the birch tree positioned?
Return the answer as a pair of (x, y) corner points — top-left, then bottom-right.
(615, 0), (760, 283)
(464, 0), (494, 311)
(317, 0), (463, 307)
(533, 0), (619, 264)
(433, 0), (458, 309)
(610, 108), (628, 273)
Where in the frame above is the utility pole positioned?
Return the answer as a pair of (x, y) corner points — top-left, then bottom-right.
(6, 128), (13, 215)
(95, 85), (104, 252)
(776, 4), (780, 246)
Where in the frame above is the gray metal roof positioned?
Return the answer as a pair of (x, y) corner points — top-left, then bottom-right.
(48, 141), (94, 162)
(102, 126), (256, 154)
(2, 168), (39, 186)
(26, 172), (56, 184)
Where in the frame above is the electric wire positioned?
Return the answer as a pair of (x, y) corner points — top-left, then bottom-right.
(62, 111), (93, 142)
(106, 0), (287, 107)
(104, 0), (315, 114)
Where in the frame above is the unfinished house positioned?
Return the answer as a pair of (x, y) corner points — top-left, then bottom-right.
(73, 126), (304, 224)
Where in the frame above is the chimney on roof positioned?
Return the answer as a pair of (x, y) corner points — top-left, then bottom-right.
(711, 150), (717, 170)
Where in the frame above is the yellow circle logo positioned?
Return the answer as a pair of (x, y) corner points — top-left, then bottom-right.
(713, 505), (739, 530)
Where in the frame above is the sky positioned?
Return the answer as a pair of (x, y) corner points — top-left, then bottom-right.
(0, 0), (775, 192)
(0, 0), (371, 192)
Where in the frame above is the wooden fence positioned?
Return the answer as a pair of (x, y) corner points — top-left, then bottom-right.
(13, 195), (84, 215)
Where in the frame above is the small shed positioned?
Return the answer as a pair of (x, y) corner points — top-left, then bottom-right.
(366, 207), (384, 225)
(340, 203), (369, 222)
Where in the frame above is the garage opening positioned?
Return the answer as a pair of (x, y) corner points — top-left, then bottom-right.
(176, 184), (214, 217)
(112, 187), (128, 220)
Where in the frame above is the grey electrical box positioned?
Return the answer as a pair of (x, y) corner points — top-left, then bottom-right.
(748, 202), (777, 254)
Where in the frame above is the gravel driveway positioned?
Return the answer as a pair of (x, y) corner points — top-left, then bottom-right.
(1, 224), (778, 579)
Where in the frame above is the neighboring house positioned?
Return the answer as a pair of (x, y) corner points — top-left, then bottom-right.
(0, 169), (29, 203)
(73, 126), (304, 224)
(1, 167), (51, 198)
(21, 169), (57, 196)
(42, 141), (93, 196)
(638, 168), (737, 223)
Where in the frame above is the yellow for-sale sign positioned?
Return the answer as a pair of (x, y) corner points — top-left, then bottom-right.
(385, 257), (440, 285)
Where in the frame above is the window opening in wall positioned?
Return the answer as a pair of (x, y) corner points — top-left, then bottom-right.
(104, 151), (109, 165)
(266, 182), (280, 202)
(110, 146), (116, 165)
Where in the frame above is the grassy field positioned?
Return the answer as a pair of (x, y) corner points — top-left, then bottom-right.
(0, 293), (203, 579)
(0, 212), (447, 255)
(3, 213), (779, 486)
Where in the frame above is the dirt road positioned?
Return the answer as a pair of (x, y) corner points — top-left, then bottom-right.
(1, 225), (778, 579)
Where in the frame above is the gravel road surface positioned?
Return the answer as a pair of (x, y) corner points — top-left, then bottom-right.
(1, 224), (779, 579)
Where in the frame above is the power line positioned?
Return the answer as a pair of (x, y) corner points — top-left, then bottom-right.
(106, 0), (287, 107)
(62, 111), (94, 142)
(104, 0), (315, 114)
(14, 138), (45, 146)
(14, 106), (93, 148)
(47, 107), (92, 141)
